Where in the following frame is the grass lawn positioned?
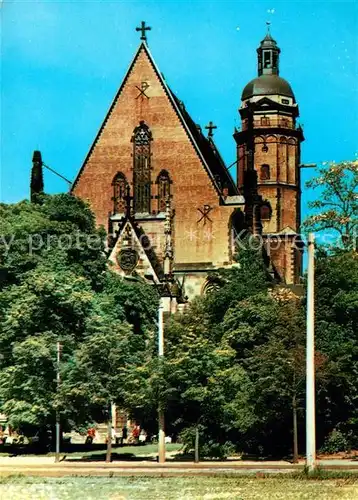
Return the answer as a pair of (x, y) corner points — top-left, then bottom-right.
(0, 443), (183, 459)
(66, 443), (182, 459)
(1, 475), (358, 500)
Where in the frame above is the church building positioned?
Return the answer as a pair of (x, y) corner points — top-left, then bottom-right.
(36, 24), (305, 309)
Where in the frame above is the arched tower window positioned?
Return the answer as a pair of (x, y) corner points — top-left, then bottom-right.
(132, 121), (152, 213)
(112, 172), (128, 213)
(260, 164), (270, 180)
(260, 203), (272, 221)
(156, 170), (171, 212)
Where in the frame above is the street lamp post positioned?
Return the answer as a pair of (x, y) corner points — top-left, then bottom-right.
(158, 299), (166, 463)
(55, 341), (61, 463)
(306, 233), (316, 471)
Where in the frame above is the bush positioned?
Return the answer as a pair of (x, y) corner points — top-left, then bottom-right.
(199, 440), (235, 459)
(179, 426), (235, 459)
(320, 429), (350, 454)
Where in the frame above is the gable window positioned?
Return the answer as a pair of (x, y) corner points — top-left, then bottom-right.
(132, 121), (152, 213)
(156, 170), (171, 212)
(260, 164), (270, 180)
(112, 172), (128, 213)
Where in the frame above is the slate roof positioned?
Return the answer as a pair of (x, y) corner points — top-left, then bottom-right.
(169, 90), (238, 196)
(242, 75), (295, 101)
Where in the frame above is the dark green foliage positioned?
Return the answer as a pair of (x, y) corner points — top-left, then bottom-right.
(204, 244), (272, 327)
(148, 243), (357, 457)
(99, 273), (158, 335)
(136, 247), (279, 457)
(1, 190), (357, 458)
(0, 194), (106, 290)
(314, 251), (358, 450)
(320, 429), (350, 454)
(0, 195), (157, 433)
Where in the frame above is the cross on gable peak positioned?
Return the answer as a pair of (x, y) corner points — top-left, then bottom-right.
(205, 121), (217, 138)
(136, 21), (152, 43)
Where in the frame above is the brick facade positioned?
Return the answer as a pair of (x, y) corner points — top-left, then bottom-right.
(72, 43), (245, 301)
(72, 33), (304, 296)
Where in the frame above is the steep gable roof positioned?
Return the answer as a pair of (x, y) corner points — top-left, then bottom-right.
(169, 90), (238, 195)
(72, 42), (238, 197)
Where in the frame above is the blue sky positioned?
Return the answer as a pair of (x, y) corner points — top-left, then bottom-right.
(1, 0), (357, 223)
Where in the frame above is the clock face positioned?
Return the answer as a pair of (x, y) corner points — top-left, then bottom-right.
(117, 248), (139, 273)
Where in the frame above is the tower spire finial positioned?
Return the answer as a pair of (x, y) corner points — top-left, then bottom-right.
(257, 24), (280, 76)
(136, 21), (152, 43)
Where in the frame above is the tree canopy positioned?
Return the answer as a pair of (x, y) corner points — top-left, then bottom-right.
(1, 172), (357, 458)
(0, 195), (157, 434)
(303, 160), (358, 250)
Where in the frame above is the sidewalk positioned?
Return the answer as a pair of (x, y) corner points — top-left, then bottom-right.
(1, 455), (358, 477)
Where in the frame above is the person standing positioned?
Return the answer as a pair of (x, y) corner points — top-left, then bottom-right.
(122, 426), (128, 445)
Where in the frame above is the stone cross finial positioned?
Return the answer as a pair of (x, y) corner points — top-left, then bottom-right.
(136, 21), (151, 42)
(205, 121), (217, 138)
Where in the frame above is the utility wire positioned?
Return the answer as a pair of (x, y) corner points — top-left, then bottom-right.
(42, 162), (72, 186)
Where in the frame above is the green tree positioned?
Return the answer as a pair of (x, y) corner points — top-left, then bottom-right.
(0, 195), (157, 437)
(161, 303), (255, 457)
(203, 244), (272, 328)
(0, 194), (106, 290)
(302, 160), (358, 450)
(58, 272), (158, 424)
(303, 160), (358, 249)
(132, 247), (272, 458)
(314, 251), (358, 449)
(221, 291), (309, 457)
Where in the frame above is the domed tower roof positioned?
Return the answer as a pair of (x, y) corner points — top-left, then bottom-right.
(241, 28), (295, 102)
(242, 75), (295, 101)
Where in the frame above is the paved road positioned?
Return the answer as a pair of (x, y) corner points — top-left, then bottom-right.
(1, 458), (358, 477)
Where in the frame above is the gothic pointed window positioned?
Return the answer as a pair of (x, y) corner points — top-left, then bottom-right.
(156, 170), (171, 212)
(112, 172), (128, 213)
(132, 121), (152, 213)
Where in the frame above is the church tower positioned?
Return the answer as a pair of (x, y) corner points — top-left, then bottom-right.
(235, 29), (304, 284)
